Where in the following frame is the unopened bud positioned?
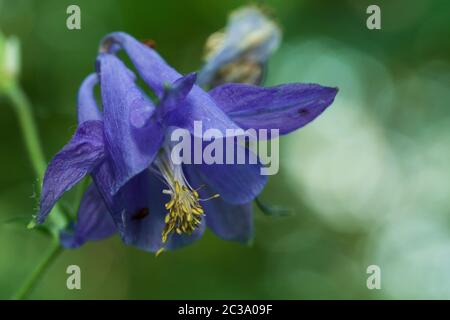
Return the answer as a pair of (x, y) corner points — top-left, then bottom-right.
(198, 6), (281, 88)
(0, 31), (21, 90)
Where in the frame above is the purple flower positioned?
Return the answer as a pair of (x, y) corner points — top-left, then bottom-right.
(37, 32), (337, 253)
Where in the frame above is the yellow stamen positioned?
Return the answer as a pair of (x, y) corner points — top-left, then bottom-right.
(154, 150), (220, 254)
(155, 247), (165, 257)
(160, 180), (206, 245)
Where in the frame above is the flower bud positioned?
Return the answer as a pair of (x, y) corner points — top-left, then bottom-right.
(198, 6), (281, 88)
(0, 31), (21, 90)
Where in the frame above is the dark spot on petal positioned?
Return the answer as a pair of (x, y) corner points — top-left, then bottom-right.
(298, 108), (310, 116)
(132, 207), (149, 220)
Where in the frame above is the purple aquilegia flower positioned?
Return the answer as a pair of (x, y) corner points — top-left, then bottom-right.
(37, 32), (337, 254)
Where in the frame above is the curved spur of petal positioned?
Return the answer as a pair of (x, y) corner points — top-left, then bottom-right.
(100, 32), (180, 97)
(101, 32), (240, 137)
(60, 184), (116, 248)
(92, 164), (203, 253)
(189, 139), (268, 205)
(184, 165), (253, 243)
(77, 73), (102, 124)
(38, 120), (105, 224)
(97, 53), (163, 194)
(209, 83), (338, 135)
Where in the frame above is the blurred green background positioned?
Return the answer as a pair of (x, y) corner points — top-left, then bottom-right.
(1, 0), (450, 299)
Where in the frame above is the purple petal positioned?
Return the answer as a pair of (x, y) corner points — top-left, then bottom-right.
(188, 139), (267, 205)
(158, 72), (197, 117)
(77, 73), (101, 124)
(97, 53), (163, 194)
(92, 162), (203, 252)
(60, 184), (116, 248)
(112, 170), (165, 252)
(162, 86), (241, 138)
(185, 165), (253, 243)
(205, 201), (253, 243)
(209, 83), (338, 135)
(38, 120), (105, 224)
(101, 32), (241, 137)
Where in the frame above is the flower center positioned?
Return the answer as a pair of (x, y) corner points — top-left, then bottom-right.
(161, 180), (203, 243)
(153, 148), (218, 255)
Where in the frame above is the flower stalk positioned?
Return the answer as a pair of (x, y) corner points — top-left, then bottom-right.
(1, 83), (67, 299)
(4, 83), (47, 180)
(12, 239), (62, 300)
(2, 82), (67, 230)
(1, 34), (67, 298)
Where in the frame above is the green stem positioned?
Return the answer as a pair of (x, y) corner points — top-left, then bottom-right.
(1, 82), (68, 299)
(3, 82), (67, 229)
(12, 240), (62, 300)
(4, 83), (47, 181)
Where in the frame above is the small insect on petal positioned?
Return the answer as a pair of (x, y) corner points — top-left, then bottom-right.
(141, 39), (156, 49)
